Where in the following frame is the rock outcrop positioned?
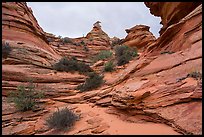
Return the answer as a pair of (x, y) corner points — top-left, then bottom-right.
(85, 21), (111, 55)
(144, 3), (202, 56)
(47, 21), (111, 65)
(2, 2), (86, 97)
(2, 2), (202, 135)
(144, 2), (202, 35)
(122, 25), (156, 53)
(2, 2), (111, 98)
(2, 2), (60, 67)
(110, 2), (202, 135)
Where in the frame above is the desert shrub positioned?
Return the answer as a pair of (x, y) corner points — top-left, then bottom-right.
(62, 37), (73, 44)
(89, 38), (93, 41)
(77, 72), (104, 92)
(2, 42), (12, 59)
(81, 40), (85, 45)
(47, 38), (53, 43)
(93, 50), (113, 62)
(7, 81), (44, 111)
(53, 57), (93, 74)
(104, 61), (114, 72)
(73, 43), (80, 46)
(111, 38), (121, 48)
(115, 45), (138, 66)
(46, 107), (79, 131)
(83, 45), (89, 52)
(187, 71), (202, 80)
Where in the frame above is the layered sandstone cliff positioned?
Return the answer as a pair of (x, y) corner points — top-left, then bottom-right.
(2, 2), (60, 67)
(2, 2), (202, 135)
(110, 2), (202, 135)
(144, 2), (202, 35)
(2, 2), (86, 97)
(47, 21), (111, 64)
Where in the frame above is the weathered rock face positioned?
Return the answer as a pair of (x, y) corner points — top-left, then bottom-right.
(2, 2), (60, 67)
(2, 2), (202, 135)
(2, 2), (86, 97)
(85, 22), (111, 55)
(122, 25), (156, 53)
(144, 3), (202, 55)
(2, 2), (111, 98)
(110, 2), (202, 135)
(144, 2), (202, 35)
(47, 22), (111, 65)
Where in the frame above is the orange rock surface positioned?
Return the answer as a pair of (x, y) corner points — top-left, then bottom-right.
(122, 25), (156, 53)
(144, 2), (202, 35)
(2, 2), (202, 135)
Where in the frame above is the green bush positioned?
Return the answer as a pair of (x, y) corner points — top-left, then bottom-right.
(93, 50), (113, 62)
(83, 45), (89, 52)
(111, 38), (121, 48)
(7, 81), (44, 111)
(77, 72), (104, 92)
(46, 107), (79, 131)
(53, 57), (93, 74)
(2, 42), (12, 59)
(104, 61), (114, 72)
(62, 37), (73, 44)
(81, 40), (85, 45)
(187, 71), (202, 80)
(115, 45), (138, 66)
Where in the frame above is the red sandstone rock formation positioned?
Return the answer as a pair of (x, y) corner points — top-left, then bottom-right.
(2, 2), (85, 97)
(144, 2), (202, 35)
(2, 2), (202, 135)
(2, 2), (60, 67)
(85, 21), (111, 54)
(47, 21), (111, 65)
(110, 2), (202, 135)
(144, 2), (202, 55)
(122, 25), (156, 53)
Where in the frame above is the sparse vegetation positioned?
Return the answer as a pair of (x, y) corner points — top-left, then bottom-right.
(53, 57), (93, 74)
(2, 42), (12, 59)
(77, 72), (104, 92)
(187, 71), (202, 80)
(81, 40), (85, 45)
(115, 45), (138, 66)
(89, 38), (93, 41)
(62, 37), (73, 44)
(47, 38), (53, 43)
(83, 45), (89, 52)
(46, 107), (79, 131)
(104, 61), (115, 72)
(7, 81), (44, 111)
(93, 50), (113, 62)
(111, 38), (121, 49)
(73, 43), (81, 46)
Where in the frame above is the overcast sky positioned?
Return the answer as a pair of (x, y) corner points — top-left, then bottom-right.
(27, 2), (162, 39)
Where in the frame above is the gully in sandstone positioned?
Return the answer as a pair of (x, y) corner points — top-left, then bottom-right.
(2, 2), (202, 135)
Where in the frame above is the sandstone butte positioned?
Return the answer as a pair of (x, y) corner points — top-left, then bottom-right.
(2, 2), (202, 135)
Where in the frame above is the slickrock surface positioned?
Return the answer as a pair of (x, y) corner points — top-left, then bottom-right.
(2, 2), (202, 135)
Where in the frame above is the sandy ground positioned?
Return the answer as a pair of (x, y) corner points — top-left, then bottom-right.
(64, 103), (181, 135)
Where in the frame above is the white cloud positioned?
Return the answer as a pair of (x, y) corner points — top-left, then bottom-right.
(27, 2), (162, 38)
